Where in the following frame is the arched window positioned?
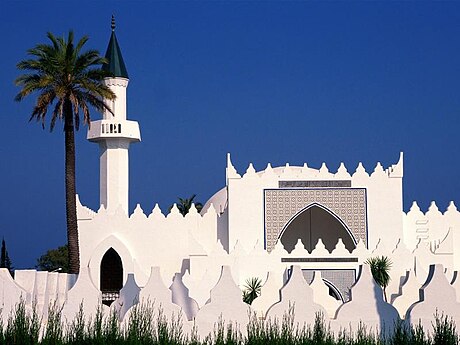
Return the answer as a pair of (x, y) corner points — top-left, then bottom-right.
(100, 248), (123, 306)
(279, 205), (356, 253)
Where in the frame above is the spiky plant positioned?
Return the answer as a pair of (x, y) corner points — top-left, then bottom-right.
(170, 194), (203, 216)
(242, 277), (262, 305)
(365, 255), (392, 302)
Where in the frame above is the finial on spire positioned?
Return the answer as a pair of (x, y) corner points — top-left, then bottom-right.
(111, 15), (116, 31)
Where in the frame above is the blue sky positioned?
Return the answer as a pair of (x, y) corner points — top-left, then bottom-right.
(1, 1), (459, 268)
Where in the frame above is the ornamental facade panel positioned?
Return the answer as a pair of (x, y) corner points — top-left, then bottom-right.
(264, 188), (367, 252)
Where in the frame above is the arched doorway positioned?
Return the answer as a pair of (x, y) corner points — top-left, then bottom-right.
(100, 248), (123, 306)
(279, 205), (355, 253)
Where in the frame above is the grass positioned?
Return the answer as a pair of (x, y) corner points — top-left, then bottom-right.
(0, 300), (457, 344)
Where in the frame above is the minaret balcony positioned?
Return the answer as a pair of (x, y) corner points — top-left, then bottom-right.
(87, 119), (141, 142)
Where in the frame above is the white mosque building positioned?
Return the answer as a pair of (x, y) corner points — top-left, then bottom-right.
(67, 20), (460, 310)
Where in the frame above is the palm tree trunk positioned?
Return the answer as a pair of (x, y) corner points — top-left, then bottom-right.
(64, 98), (80, 274)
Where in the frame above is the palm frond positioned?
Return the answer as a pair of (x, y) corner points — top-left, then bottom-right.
(15, 30), (116, 131)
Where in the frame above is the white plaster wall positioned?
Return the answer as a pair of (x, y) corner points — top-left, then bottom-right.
(226, 154), (404, 254)
(77, 198), (219, 289)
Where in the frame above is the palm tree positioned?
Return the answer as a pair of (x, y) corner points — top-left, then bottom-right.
(170, 194), (203, 216)
(365, 256), (392, 302)
(15, 31), (115, 274)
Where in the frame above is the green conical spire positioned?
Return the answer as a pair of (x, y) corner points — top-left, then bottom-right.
(102, 15), (129, 78)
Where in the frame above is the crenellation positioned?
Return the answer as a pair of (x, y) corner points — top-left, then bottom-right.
(371, 161), (385, 177)
(244, 162), (257, 177)
(334, 162), (351, 179)
(130, 203), (147, 219)
(352, 161), (369, 178)
(226, 152), (241, 180)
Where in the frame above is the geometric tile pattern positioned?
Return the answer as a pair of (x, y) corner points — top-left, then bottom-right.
(302, 269), (356, 302)
(264, 188), (367, 252)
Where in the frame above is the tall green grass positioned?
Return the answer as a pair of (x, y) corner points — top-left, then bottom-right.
(0, 300), (457, 345)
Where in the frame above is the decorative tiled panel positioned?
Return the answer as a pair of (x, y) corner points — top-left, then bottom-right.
(264, 188), (367, 252)
(302, 269), (356, 302)
(279, 180), (351, 188)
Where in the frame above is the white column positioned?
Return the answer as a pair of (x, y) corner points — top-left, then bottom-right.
(99, 139), (130, 213)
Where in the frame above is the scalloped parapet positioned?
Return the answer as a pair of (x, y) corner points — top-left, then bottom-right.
(167, 203), (182, 219)
(371, 162), (385, 177)
(317, 162), (332, 178)
(243, 162), (257, 179)
(130, 203), (147, 220)
(226, 153), (241, 181)
(427, 201), (442, 216)
(111, 273), (140, 321)
(332, 265), (399, 334)
(388, 152), (403, 178)
(170, 272), (199, 320)
(265, 265), (326, 324)
(392, 270), (421, 318)
(148, 203), (165, 220)
(352, 162), (369, 179)
(76, 194), (96, 220)
(446, 201), (458, 213)
(334, 162), (351, 179)
(310, 271), (341, 318)
(251, 271), (284, 318)
(407, 264), (460, 330)
(62, 267), (102, 322)
(194, 266), (252, 339)
(261, 162), (277, 179)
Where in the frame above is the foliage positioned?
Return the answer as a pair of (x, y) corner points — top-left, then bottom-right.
(170, 194), (204, 216)
(36, 245), (69, 273)
(0, 299), (459, 344)
(365, 256), (392, 302)
(15, 31), (116, 274)
(4, 298), (40, 345)
(0, 238), (13, 276)
(432, 311), (458, 345)
(242, 277), (262, 305)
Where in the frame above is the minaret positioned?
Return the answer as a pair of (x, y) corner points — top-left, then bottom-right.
(87, 16), (141, 214)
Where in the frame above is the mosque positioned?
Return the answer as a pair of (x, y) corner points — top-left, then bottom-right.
(75, 20), (460, 308)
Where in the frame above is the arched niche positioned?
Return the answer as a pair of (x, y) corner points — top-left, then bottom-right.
(100, 248), (123, 306)
(88, 235), (134, 291)
(279, 204), (356, 253)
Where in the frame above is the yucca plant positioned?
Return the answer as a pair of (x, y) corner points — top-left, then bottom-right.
(365, 256), (392, 302)
(242, 277), (262, 305)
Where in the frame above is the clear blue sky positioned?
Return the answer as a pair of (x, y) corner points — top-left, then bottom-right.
(0, 1), (459, 269)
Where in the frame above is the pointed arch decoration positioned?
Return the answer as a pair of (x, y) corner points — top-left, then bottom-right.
(278, 203), (356, 253)
(88, 235), (134, 290)
(264, 188), (367, 252)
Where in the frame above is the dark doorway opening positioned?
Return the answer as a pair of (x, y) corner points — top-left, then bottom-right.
(280, 205), (355, 253)
(100, 248), (123, 306)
